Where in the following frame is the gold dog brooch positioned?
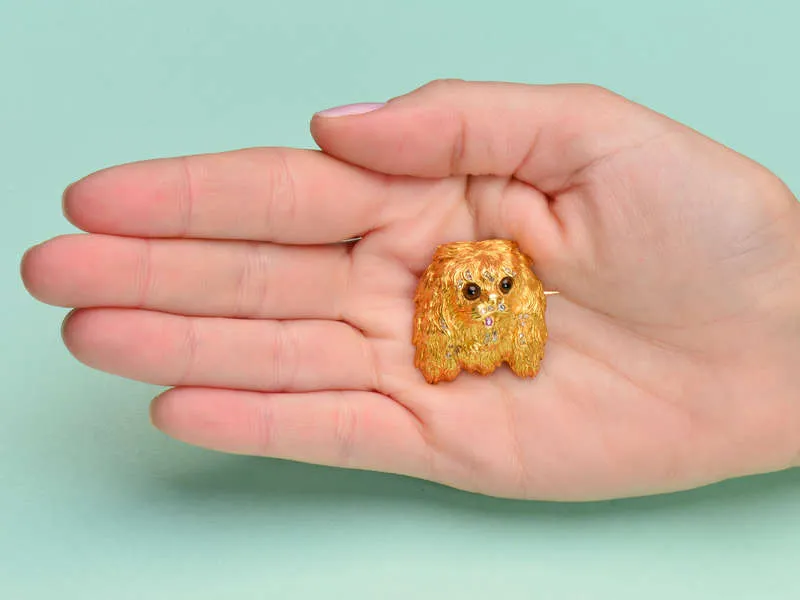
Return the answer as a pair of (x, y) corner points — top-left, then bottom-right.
(412, 239), (548, 384)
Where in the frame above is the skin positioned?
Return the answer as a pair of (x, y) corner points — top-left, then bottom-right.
(20, 80), (800, 500)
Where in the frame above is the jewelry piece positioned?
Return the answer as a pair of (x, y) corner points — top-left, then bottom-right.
(412, 239), (548, 384)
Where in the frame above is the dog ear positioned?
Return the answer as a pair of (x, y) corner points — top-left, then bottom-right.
(412, 258), (457, 382)
(510, 248), (548, 359)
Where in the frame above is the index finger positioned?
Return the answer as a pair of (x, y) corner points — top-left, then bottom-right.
(311, 81), (673, 194)
(63, 147), (420, 243)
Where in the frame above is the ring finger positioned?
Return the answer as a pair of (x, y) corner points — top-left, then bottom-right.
(62, 308), (379, 392)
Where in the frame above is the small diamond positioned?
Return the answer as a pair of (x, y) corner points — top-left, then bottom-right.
(498, 303), (506, 311)
(478, 305), (487, 315)
(464, 270), (473, 281)
(482, 270), (495, 282)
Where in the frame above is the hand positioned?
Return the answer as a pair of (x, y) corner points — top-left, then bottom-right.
(22, 80), (800, 500)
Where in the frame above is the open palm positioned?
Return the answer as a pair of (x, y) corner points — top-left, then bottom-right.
(23, 81), (800, 500)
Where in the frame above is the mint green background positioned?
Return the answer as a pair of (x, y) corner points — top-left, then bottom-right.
(3, 0), (799, 598)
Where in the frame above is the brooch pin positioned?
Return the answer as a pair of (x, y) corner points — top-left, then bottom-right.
(412, 239), (549, 384)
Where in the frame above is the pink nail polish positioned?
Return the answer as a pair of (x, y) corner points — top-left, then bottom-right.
(315, 102), (385, 117)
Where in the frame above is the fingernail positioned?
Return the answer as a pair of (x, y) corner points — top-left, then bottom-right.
(61, 181), (76, 213)
(315, 102), (385, 117)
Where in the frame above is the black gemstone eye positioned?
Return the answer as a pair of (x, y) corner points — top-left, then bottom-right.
(499, 276), (514, 294)
(462, 282), (481, 301)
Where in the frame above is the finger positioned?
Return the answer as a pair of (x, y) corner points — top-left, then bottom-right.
(23, 234), (351, 320)
(311, 79), (672, 193)
(150, 387), (429, 477)
(63, 147), (413, 243)
(62, 309), (377, 392)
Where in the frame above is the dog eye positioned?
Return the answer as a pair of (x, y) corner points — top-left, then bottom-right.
(462, 282), (481, 301)
(499, 276), (514, 294)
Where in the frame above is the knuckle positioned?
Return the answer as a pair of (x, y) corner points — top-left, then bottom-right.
(135, 239), (154, 307)
(573, 82), (612, 96)
(333, 396), (358, 466)
(260, 148), (298, 236)
(178, 155), (197, 236)
(235, 242), (272, 317)
(419, 77), (468, 95)
(568, 83), (624, 106)
(270, 322), (298, 389)
(254, 398), (277, 455)
(177, 318), (200, 385)
(449, 109), (468, 173)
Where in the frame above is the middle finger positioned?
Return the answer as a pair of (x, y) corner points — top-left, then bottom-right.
(24, 234), (354, 320)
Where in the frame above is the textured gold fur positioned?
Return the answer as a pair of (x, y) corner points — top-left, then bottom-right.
(412, 239), (547, 384)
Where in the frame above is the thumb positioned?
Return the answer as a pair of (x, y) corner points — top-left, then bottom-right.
(310, 79), (670, 193)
